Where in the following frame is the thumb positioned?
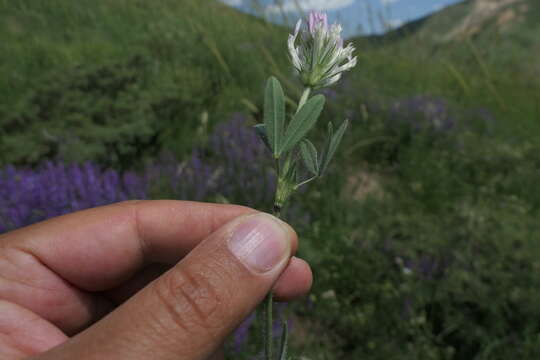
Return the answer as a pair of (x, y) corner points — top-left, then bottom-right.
(39, 213), (295, 360)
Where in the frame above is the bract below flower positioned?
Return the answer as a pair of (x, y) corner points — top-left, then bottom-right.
(288, 11), (357, 89)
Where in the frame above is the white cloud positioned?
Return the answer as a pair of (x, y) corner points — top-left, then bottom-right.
(266, 0), (354, 14)
(387, 18), (404, 28)
(220, 0), (243, 6)
(380, 0), (399, 6)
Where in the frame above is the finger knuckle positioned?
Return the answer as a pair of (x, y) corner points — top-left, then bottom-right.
(153, 263), (228, 332)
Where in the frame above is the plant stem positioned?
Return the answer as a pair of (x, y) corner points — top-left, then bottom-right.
(263, 159), (282, 360)
(263, 86), (310, 360)
(296, 87), (312, 114)
(294, 176), (317, 190)
(263, 292), (274, 360)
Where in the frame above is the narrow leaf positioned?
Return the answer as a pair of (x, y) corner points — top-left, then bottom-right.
(279, 94), (326, 155)
(253, 124), (271, 151)
(281, 154), (294, 176)
(300, 139), (319, 175)
(285, 159), (298, 184)
(263, 77), (286, 157)
(320, 119), (349, 175)
(319, 122), (334, 175)
(278, 322), (289, 360)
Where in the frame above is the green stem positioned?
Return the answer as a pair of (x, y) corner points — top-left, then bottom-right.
(264, 160), (282, 360)
(296, 87), (312, 114)
(263, 292), (273, 360)
(263, 86), (310, 360)
(264, 200), (285, 360)
(294, 176), (318, 190)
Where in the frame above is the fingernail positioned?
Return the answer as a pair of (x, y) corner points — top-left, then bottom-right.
(229, 213), (292, 273)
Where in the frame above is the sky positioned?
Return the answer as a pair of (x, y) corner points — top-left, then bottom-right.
(218, 0), (464, 37)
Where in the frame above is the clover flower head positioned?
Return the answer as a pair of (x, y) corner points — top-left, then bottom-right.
(288, 11), (357, 89)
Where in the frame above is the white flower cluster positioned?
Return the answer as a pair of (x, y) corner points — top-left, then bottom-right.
(288, 12), (357, 89)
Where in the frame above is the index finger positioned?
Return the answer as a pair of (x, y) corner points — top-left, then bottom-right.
(1, 200), (256, 291)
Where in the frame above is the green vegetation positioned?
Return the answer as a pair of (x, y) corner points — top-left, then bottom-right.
(0, 0), (290, 166)
(2, 0), (540, 358)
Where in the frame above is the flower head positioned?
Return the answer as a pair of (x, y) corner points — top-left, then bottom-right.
(288, 11), (357, 89)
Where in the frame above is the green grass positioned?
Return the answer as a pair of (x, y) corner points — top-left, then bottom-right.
(0, 0), (293, 166)
(0, 0), (284, 101)
(3, 0), (540, 358)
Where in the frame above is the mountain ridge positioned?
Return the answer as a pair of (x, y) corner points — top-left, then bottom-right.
(365, 0), (536, 44)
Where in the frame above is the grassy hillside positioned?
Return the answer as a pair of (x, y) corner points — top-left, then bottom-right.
(0, 0), (292, 100)
(351, 0), (540, 142)
(377, 0), (540, 69)
(0, 0), (293, 166)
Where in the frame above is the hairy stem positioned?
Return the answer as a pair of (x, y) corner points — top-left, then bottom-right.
(296, 87), (312, 114)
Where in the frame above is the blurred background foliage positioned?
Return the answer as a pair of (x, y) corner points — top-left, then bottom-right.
(0, 0), (290, 166)
(2, 0), (540, 358)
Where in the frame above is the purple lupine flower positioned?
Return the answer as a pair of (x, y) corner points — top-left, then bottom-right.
(0, 115), (296, 230)
(463, 107), (496, 134)
(207, 114), (275, 208)
(272, 302), (293, 339)
(0, 162), (151, 232)
(233, 312), (257, 353)
(389, 95), (456, 133)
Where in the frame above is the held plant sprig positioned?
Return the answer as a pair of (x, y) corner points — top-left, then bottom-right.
(254, 11), (357, 360)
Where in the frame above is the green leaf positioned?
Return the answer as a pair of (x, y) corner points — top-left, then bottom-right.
(263, 77), (286, 157)
(253, 124), (271, 151)
(320, 119), (349, 175)
(278, 322), (289, 360)
(319, 122), (333, 175)
(300, 139), (319, 175)
(279, 94), (326, 156)
(284, 157), (298, 183)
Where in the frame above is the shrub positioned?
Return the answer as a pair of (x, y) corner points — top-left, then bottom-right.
(0, 55), (213, 168)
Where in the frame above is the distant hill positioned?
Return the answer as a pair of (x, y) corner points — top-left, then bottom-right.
(365, 0), (539, 45)
(411, 0), (537, 42)
(357, 0), (540, 78)
(440, 0), (528, 41)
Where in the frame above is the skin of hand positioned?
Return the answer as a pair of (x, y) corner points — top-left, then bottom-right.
(0, 200), (312, 360)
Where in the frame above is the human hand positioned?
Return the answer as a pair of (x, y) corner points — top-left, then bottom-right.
(0, 201), (312, 359)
